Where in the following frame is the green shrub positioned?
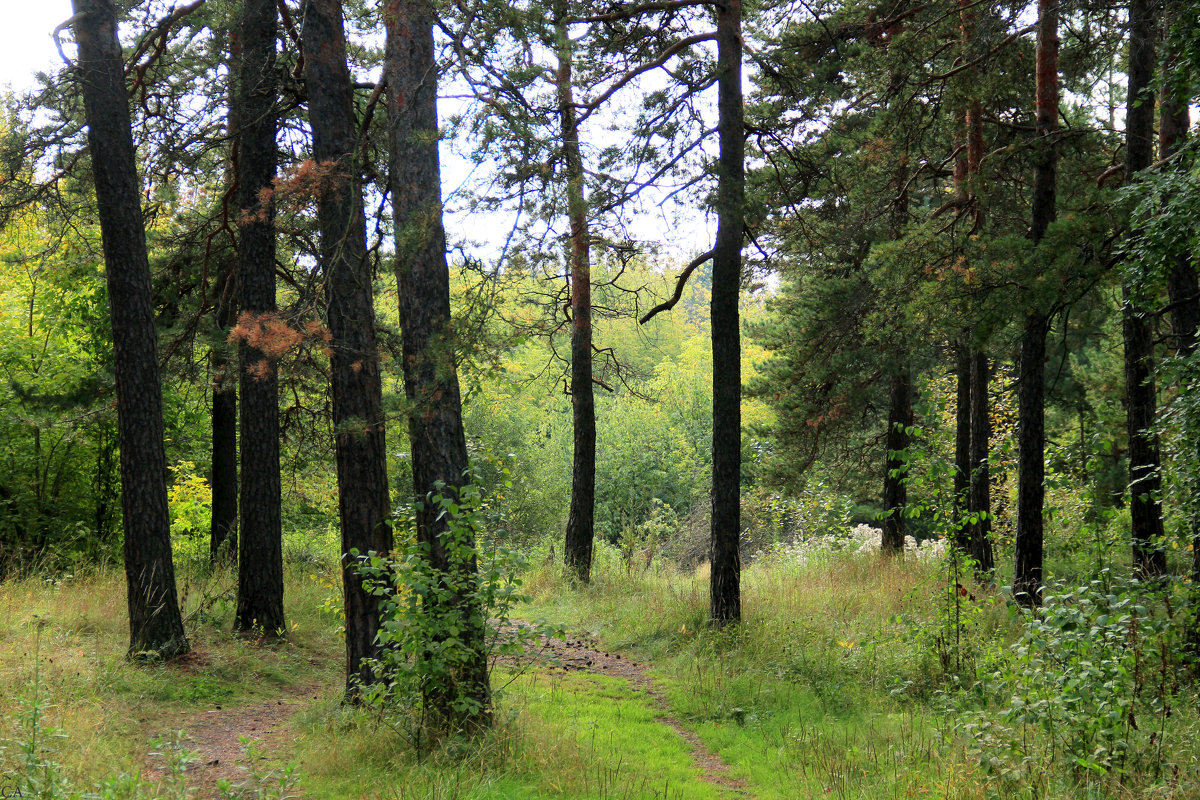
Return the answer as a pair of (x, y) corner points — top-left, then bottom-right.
(357, 483), (559, 735)
(959, 571), (1198, 798)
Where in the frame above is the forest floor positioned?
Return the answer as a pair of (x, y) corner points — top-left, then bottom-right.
(4, 550), (1196, 799)
(134, 627), (751, 799)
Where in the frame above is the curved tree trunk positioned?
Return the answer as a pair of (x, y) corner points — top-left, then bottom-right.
(235, 0), (285, 634)
(70, 0), (188, 659)
(302, 0), (393, 699)
(385, 0), (491, 729)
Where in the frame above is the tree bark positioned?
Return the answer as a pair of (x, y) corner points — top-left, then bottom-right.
(1123, 0), (1166, 579)
(709, 0), (744, 626)
(302, 0), (394, 699)
(881, 369), (912, 553)
(209, 257), (238, 563)
(1014, 0), (1058, 607)
(384, 0), (491, 728)
(235, 0), (286, 634)
(556, 0), (597, 585)
(70, 0), (188, 659)
(953, 340), (972, 552)
(1158, 8), (1199, 591)
(968, 350), (993, 574)
(1014, 315), (1047, 603)
(211, 27), (241, 566)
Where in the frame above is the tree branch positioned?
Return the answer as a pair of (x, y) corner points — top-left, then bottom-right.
(639, 248), (715, 324)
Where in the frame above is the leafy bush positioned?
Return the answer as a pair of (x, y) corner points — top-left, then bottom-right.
(357, 483), (559, 735)
(959, 572), (1198, 797)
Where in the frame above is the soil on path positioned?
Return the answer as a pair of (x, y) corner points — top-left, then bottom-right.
(512, 626), (753, 798)
(142, 651), (320, 799)
(146, 633), (751, 799)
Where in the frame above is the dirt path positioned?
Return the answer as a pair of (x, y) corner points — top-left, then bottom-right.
(146, 633), (750, 799)
(514, 627), (753, 798)
(143, 653), (319, 798)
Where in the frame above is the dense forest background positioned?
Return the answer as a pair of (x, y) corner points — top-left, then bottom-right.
(2, 0), (1200, 796)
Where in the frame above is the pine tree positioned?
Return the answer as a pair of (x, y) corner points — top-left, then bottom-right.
(70, 0), (188, 659)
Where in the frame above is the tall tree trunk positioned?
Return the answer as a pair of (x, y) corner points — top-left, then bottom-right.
(1123, 0), (1166, 579)
(953, 341), (972, 552)
(1014, 0), (1058, 607)
(385, 0), (491, 728)
(235, 0), (285, 634)
(210, 28), (241, 565)
(210, 255), (239, 563)
(968, 350), (993, 574)
(556, 1), (596, 585)
(882, 369), (912, 553)
(302, 0), (393, 699)
(1159, 7), (1200, 594)
(70, 0), (188, 659)
(710, 0), (744, 626)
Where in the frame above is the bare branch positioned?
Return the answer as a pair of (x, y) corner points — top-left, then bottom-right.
(639, 248), (715, 324)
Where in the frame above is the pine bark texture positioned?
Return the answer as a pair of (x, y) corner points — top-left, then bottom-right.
(235, 0), (285, 634)
(209, 259), (238, 563)
(968, 350), (993, 574)
(953, 341), (972, 552)
(709, 0), (744, 626)
(881, 370), (912, 553)
(71, 0), (188, 658)
(1014, 0), (1058, 606)
(211, 29), (241, 565)
(557, 3), (597, 585)
(385, 0), (491, 727)
(302, 0), (394, 698)
(1158, 24), (1199, 586)
(1123, 0), (1166, 579)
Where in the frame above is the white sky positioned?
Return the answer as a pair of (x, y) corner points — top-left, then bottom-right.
(1, 4), (74, 93)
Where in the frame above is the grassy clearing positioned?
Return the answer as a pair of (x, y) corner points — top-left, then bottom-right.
(295, 670), (723, 799)
(522, 550), (996, 799)
(0, 556), (344, 792)
(522, 545), (1200, 800)
(2, 539), (1197, 799)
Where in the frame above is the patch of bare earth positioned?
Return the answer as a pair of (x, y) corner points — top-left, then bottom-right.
(142, 652), (321, 798)
(510, 626), (753, 798)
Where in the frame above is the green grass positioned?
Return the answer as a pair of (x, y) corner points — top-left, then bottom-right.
(2, 540), (1198, 800)
(295, 670), (724, 799)
(521, 550), (997, 800)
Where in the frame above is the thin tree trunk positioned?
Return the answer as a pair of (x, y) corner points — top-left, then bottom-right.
(302, 0), (393, 699)
(70, 0), (188, 659)
(882, 369), (912, 553)
(968, 350), (993, 574)
(209, 257), (238, 563)
(1014, 0), (1058, 607)
(1123, 0), (1166, 579)
(235, 0), (285, 634)
(710, 0), (744, 626)
(1015, 315), (1047, 603)
(385, 0), (491, 728)
(556, 0), (596, 585)
(1159, 10), (1200, 592)
(953, 340), (972, 552)
(211, 27), (241, 565)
